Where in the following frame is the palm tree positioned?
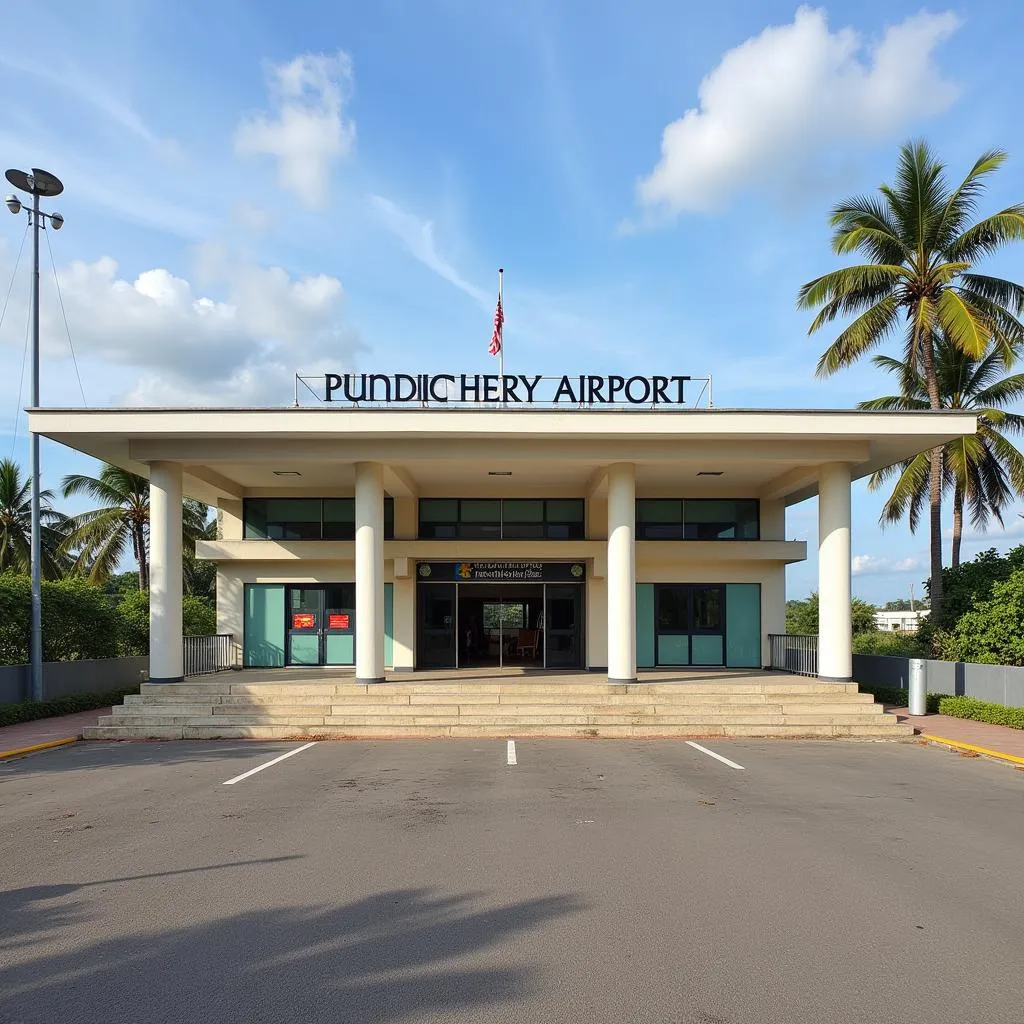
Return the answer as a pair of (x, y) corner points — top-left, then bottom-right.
(62, 464), (210, 590)
(0, 458), (70, 578)
(858, 334), (1024, 568)
(797, 140), (1024, 616)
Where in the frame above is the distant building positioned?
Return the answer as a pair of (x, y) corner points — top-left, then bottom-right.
(874, 609), (929, 632)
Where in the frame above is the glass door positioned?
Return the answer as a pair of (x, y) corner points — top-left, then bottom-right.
(287, 586), (324, 665)
(689, 585), (725, 666)
(418, 582), (457, 668)
(655, 585), (690, 666)
(323, 583), (356, 665)
(545, 585), (582, 668)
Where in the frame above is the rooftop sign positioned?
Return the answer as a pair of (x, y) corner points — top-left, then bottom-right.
(296, 373), (711, 407)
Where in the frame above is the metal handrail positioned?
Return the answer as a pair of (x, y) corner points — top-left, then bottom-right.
(183, 634), (237, 677)
(768, 633), (818, 678)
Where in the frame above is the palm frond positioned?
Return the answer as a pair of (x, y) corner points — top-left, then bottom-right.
(814, 296), (901, 377)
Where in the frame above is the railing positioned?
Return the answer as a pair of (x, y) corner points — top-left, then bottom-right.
(768, 633), (818, 677)
(183, 634), (238, 677)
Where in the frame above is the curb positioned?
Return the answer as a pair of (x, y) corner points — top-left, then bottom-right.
(921, 733), (1024, 767)
(0, 736), (78, 761)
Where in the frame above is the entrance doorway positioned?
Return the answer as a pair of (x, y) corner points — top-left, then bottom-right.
(285, 584), (356, 666)
(654, 584), (725, 666)
(458, 584), (544, 668)
(415, 579), (584, 670)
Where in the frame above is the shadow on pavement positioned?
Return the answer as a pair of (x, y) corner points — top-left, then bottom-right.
(0, 740), (313, 775)
(1, 885), (583, 1023)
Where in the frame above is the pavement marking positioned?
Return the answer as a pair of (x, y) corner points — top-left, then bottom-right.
(0, 737), (78, 761)
(222, 742), (317, 785)
(922, 734), (1024, 767)
(686, 741), (745, 771)
(507, 739), (517, 766)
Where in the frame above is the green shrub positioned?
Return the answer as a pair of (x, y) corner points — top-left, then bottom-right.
(0, 574), (119, 666)
(937, 695), (1024, 730)
(0, 686), (140, 727)
(115, 590), (217, 656)
(936, 569), (1024, 666)
(116, 589), (150, 657)
(857, 684), (943, 713)
(852, 631), (927, 657)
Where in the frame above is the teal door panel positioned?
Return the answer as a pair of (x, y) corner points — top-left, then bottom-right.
(385, 583), (394, 668)
(325, 634), (355, 665)
(243, 584), (285, 667)
(657, 633), (689, 665)
(691, 634), (724, 665)
(289, 634), (321, 665)
(725, 584), (761, 667)
(636, 584), (655, 668)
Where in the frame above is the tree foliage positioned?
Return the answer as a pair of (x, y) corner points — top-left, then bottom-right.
(0, 573), (120, 665)
(0, 458), (71, 579)
(858, 336), (1024, 567)
(926, 544), (1024, 632)
(798, 141), (1024, 617)
(937, 569), (1024, 665)
(785, 593), (877, 636)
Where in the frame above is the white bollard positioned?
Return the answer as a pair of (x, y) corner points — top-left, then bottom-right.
(908, 659), (927, 716)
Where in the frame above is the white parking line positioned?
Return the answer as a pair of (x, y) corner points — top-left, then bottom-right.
(222, 743), (317, 785)
(507, 740), (517, 766)
(686, 741), (745, 771)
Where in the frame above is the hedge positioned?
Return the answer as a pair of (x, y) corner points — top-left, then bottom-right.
(857, 684), (943, 714)
(937, 695), (1024, 730)
(0, 575), (120, 665)
(0, 686), (140, 728)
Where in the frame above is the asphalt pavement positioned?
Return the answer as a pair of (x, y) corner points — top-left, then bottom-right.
(1, 737), (1022, 1024)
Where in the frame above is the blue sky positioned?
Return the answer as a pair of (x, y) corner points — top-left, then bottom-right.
(2, 0), (1024, 603)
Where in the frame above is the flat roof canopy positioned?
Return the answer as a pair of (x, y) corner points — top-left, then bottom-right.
(29, 406), (977, 507)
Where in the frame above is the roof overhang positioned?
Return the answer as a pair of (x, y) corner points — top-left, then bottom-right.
(28, 407), (978, 506)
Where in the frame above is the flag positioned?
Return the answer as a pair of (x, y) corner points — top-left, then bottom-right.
(488, 294), (503, 356)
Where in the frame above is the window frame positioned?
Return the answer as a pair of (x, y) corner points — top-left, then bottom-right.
(417, 497), (585, 540)
(243, 497), (395, 541)
(635, 498), (760, 541)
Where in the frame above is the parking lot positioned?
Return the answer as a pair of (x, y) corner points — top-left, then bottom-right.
(2, 738), (1023, 1023)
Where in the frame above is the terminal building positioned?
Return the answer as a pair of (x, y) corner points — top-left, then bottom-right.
(31, 384), (975, 692)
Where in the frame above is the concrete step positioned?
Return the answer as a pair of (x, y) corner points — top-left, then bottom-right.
(84, 720), (910, 741)
(98, 710), (900, 730)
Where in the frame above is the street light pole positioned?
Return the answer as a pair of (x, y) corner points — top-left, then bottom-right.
(5, 168), (64, 703)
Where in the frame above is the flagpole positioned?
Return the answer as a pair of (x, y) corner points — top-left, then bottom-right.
(498, 267), (504, 383)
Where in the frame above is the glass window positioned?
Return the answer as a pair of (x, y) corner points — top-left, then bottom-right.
(636, 500), (684, 539)
(420, 499), (459, 523)
(684, 500), (759, 540)
(245, 498), (394, 540)
(503, 499), (544, 522)
(691, 586), (723, 630)
(637, 499), (683, 523)
(460, 499), (501, 522)
(323, 498), (355, 540)
(545, 499), (583, 523)
(656, 586), (688, 631)
(245, 498), (321, 540)
(636, 499), (759, 540)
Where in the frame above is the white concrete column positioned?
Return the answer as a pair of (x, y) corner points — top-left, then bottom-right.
(606, 462), (636, 682)
(818, 462), (853, 681)
(149, 461), (183, 682)
(355, 462), (386, 682)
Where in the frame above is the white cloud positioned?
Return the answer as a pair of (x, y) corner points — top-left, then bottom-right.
(852, 554), (922, 576)
(367, 194), (489, 305)
(634, 7), (960, 219)
(0, 241), (361, 408)
(235, 51), (355, 209)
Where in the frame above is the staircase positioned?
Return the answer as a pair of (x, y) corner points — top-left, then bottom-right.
(83, 675), (912, 740)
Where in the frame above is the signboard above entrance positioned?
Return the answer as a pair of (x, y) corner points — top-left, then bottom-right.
(417, 561), (586, 583)
(293, 373), (712, 408)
